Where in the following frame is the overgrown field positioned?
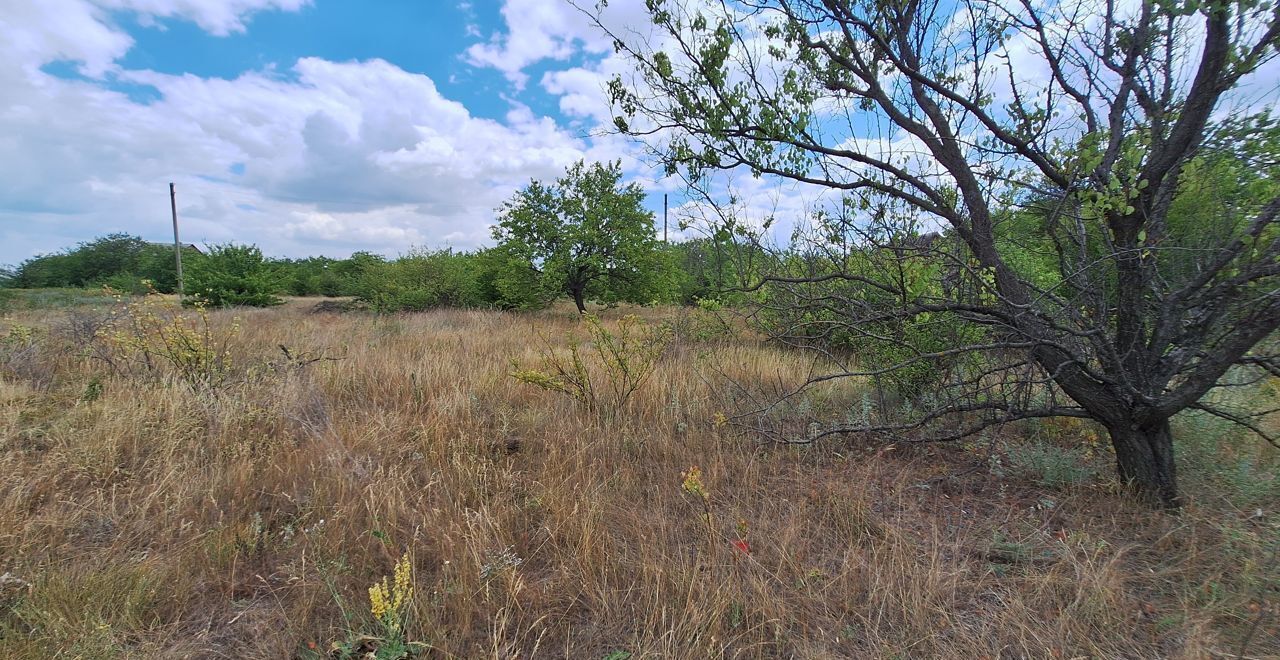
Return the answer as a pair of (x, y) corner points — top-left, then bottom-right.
(0, 296), (1277, 658)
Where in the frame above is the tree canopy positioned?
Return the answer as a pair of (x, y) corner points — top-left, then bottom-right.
(596, 0), (1280, 506)
(492, 160), (666, 313)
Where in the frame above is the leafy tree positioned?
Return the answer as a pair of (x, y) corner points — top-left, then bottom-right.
(185, 244), (283, 307)
(62, 234), (147, 286)
(8, 234), (197, 293)
(492, 160), (665, 313)
(598, 0), (1280, 506)
(12, 234), (143, 288)
(275, 256), (367, 297)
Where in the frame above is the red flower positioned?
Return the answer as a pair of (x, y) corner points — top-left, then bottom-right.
(732, 538), (751, 555)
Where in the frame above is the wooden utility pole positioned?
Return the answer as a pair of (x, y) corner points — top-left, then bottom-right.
(169, 182), (184, 300)
(663, 193), (668, 243)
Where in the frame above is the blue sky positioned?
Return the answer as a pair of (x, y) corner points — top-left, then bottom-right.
(0, 0), (692, 265)
(111, 2), (523, 119)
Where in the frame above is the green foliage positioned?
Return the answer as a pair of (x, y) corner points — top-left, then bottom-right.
(492, 160), (669, 312)
(275, 254), (376, 297)
(7, 233), (384, 300)
(185, 244), (284, 308)
(9, 234), (196, 293)
(0, 288), (115, 310)
(859, 312), (984, 403)
(661, 297), (739, 344)
(353, 249), (490, 312)
(96, 291), (240, 390)
(101, 272), (152, 296)
(511, 315), (672, 417)
(662, 233), (760, 305)
(762, 245), (987, 404)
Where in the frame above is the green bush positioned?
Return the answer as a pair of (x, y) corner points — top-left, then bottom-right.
(185, 244), (283, 308)
(858, 312), (985, 402)
(354, 249), (490, 313)
(276, 256), (365, 297)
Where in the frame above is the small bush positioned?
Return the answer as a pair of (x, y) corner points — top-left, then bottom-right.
(101, 272), (151, 296)
(94, 291), (240, 390)
(511, 314), (672, 417)
(317, 553), (425, 660)
(354, 249), (489, 313)
(185, 244), (283, 308)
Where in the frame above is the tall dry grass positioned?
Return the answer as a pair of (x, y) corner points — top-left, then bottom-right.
(0, 297), (1275, 658)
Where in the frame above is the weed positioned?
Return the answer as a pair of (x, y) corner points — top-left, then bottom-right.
(479, 546), (524, 581)
(321, 553), (424, 660)
(94, 289), (239, 390)
(511, 314), (671, 416)
(1008, 442), (1096, 488)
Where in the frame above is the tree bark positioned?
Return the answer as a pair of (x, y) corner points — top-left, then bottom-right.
(1107, 418), (1181, 508)
(570, 284), (587, 314)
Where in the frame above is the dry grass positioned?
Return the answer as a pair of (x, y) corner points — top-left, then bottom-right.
(0, 297), (1276, 659)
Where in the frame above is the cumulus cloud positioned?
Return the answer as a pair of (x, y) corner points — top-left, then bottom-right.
(464, 0), (598, 89)
(0, 0), (612, 263)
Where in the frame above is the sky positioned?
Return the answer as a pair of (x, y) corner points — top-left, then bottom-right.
(0, 0), (685, 265)
(4, 1), (1274, 267)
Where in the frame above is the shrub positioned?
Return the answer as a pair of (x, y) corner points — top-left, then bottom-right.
(511, 314), (672, 417)
(101, 272), (151, 296)
(841, 311), (987, 405)
(185, 244), (283, 308)
(354, 249), (488, 313)
(94, 291), (239, 390)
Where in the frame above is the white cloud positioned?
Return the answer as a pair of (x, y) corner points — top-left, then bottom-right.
(99, 0), (312, 36)
(463, 0), (660, 89)
(464, 0), (594, 89)
(0, 0), (613, 263)
(0, 1), (134, 77)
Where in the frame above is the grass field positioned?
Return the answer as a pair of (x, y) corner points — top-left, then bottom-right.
(0, 295), (1277, 658)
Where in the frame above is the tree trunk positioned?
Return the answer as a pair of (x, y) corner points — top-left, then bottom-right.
(1106, 418), (1181, 509)
(570, 285), (587, 314)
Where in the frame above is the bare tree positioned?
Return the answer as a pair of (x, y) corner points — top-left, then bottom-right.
(590, 0), (1280, 506)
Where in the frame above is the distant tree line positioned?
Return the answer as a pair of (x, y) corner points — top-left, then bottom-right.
(0, 209), (754, 313)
